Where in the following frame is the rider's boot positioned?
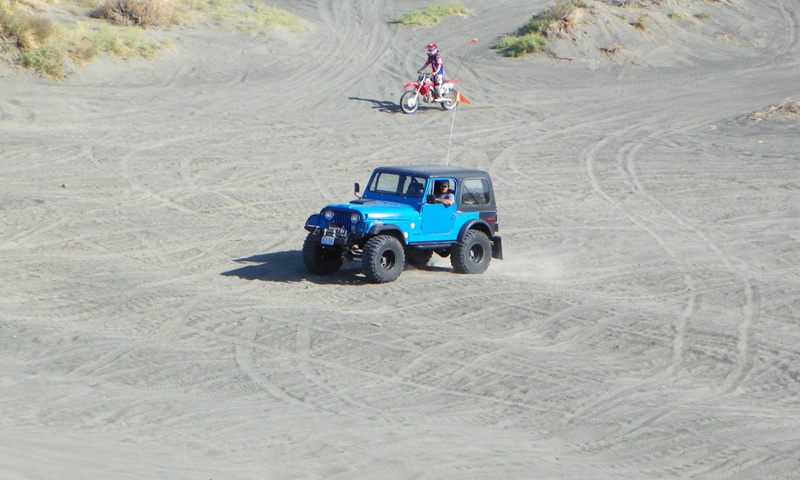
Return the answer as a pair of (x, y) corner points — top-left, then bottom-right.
(434, 86), (443, 100)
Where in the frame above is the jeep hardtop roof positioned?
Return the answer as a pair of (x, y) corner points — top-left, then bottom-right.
(371, 165), (491, 179)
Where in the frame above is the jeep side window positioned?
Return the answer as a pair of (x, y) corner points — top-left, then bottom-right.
(432, 179), (455, 206)
(462, 179), (490, 205)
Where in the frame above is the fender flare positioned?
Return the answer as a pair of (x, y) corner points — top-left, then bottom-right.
(457, 219), (494, 242)
(367, 225), (407, 245)
(458, 219), (503, 260)
(304, 213), (321, 233)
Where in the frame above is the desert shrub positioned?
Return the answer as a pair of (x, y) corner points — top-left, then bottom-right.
(630, 14), (650, 29)
(95, 0), (175, 28)
(178, 0), (302, 33)
(2, 0), (300, 79)
(492, 32), (546, 57)
(667, 9), (685, 19)
(424, 2), (466, 17)
(393, 2), (466, 26)
(518, 0), (585, 36)
(56, 22), (102, 65)
(599, 0), (665, 5)
(0, 6), (54, 49)
(19, 44), (65, 77)
(68, 38), (99, 65)
(491, 0), (586, 57)
(90, 22), (166, 58)
(244, 3), (303, 33)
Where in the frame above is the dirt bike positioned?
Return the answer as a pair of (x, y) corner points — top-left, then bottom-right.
(399, 73), (459, 114)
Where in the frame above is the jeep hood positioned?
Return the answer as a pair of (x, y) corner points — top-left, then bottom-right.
(325, 200), (419, 219)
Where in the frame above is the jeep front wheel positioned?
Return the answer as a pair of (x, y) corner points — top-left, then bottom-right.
(302, 233), (343, 275)
(363, 235), (405, 283)
(451, 230), (492, 274)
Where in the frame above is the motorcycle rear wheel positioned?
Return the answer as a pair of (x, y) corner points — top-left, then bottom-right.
(400, 90), (419, 114)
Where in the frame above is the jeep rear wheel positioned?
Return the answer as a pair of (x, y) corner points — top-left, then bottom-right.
(363, 235), (405, 283)
(405, 249), (433, 268)
(451, 230), (492, 274)
(302, 233), (343, 275)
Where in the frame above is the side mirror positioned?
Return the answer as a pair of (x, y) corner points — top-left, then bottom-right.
(354, 182), (361, 198)
(426, 194), (435, 204)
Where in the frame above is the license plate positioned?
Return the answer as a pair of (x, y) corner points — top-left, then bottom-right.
(321, 235), (335, 246)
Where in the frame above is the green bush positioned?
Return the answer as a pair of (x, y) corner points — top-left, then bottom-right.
(393, 2), (466, 26)
(19, 45), (65, 78)
(667, 9), (685, 19)
(492, 33), (546, 57)
(192, 0), (304, 34)
(519, 0), (584, 36)
(491, 0), (585, 57)
(2, 0), (303, 79)
(631, 14), (650, 30)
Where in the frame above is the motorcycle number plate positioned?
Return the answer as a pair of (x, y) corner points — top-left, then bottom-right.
(321, 235), (336, 246)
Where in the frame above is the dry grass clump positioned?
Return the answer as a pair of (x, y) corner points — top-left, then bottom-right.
(393, 2), (467, 27)
(519, 0), (587, 37)
(492, 33), (546, 57)
(187, 0), (304, 34)
(746, 99), (800, 121)
(491, 0), (586, 57)
(630, 13), (650, 30)
(94, 0), (176, 28)
(1, 0), (303, 79)
(0, 2), (54, 49)
(9, 0), (53, 12)
(599, 0), (666, 6)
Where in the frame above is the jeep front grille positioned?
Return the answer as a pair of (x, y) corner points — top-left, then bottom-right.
(329, 210), (353, 231)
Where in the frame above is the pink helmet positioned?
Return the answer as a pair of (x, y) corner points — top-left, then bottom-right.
(426, 43), (438, 56)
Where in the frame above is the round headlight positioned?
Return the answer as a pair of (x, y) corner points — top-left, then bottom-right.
(323, 210), (335, 221)
(350, 212), (360, 224)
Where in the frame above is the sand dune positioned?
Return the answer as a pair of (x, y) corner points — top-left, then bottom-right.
(2, 0), (799, 478)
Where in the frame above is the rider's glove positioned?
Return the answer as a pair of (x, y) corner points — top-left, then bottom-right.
(417, 69), (424, 74)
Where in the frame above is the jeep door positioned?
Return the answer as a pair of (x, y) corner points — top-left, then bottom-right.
(420, 178), (456, 236)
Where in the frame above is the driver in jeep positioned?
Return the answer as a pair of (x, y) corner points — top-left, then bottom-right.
(434, 180), (455, 206)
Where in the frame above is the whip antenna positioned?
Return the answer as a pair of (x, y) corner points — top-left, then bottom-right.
(451, 38), (478, 79)
(445, 38), (478, 166)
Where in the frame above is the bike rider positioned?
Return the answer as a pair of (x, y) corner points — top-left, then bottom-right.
(417, 43), (445, 100)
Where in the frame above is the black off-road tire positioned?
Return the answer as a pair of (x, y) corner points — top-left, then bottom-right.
(302, 233), (343, 275)
(363, 235), (405, 283)
(451, 230), (492, 274)
(405, 248), (433, 268)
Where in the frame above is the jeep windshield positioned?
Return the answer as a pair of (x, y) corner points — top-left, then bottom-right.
(366, 172), (427, 199)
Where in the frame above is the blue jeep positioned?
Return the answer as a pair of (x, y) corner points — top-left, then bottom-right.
(302, 165), (503, 283)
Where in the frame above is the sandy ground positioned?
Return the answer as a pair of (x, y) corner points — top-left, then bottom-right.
(2, 0), (800, 478)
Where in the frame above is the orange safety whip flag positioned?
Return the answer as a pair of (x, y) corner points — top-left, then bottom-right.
(455, 91), (472, 105)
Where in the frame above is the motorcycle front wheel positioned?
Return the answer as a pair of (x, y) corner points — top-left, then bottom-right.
(440, 89), (458, 111)
(400, 90), (419, 114)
